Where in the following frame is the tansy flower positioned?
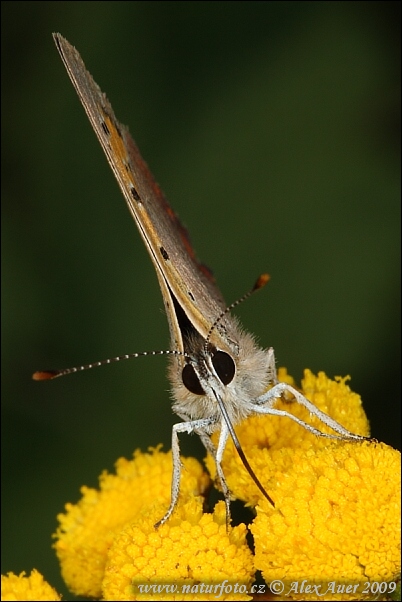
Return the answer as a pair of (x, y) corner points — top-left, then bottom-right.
(1, 570), (61, 601)
(102, 499), (254, 601)
(49, 369), (399, 601)
(251, 440), (401, 601)
(205, 369), (370, 506)
(54, 447), (210, 598)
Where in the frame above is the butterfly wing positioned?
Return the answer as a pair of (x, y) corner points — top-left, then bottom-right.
(53, 34), (228, 354)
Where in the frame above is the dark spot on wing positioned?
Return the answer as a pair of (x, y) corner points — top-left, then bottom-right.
(130, 186), (141, 201)
(160, 247), (169, 261)
(101, 121), (110, 136)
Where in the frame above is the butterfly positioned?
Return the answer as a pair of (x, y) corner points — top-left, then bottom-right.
(34, 34), (365, 528)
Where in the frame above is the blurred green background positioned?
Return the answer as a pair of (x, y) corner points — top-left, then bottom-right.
(2, 2), (400, 598)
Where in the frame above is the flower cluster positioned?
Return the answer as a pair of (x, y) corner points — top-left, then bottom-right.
(2, 370), (400, 601)
(54, 447), (211, 598)
(1, 570), (61, 601)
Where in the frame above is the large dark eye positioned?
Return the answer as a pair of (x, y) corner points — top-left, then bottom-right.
(212, 351), (235, 385)
(182, 364), (205, 395)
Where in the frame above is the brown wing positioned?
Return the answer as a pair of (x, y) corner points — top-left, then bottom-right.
(53, 34), (227, 351)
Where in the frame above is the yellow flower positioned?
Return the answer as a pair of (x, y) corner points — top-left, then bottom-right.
(49, 370), (399, 601)
(1, 570), (61, 601)
(205, 368), (370, 506)
(251, 440), (401, 600)
(54, 447), (210, 598)
(102, 499), (254, 600)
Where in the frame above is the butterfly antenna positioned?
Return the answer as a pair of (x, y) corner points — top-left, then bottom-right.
(34, 275), (269, 380)
(204, 273), (270, 353)
(32, 349), (187, 381)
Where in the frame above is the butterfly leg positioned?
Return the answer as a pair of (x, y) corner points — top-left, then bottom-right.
(197, 423), (232, 529)
(155, 416), (217, 528)
(254, 382), (366, 441)
(215, 422), (233, 529)
(266, 346), (278, 385)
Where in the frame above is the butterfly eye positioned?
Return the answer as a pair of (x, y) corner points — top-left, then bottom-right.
(212, 351), (235, 385)
(182, 364), (205, 395)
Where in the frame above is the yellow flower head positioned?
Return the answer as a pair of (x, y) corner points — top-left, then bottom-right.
(54, 447), (209, 598)
(251, 440), (401, 600)
(205, 368), (370, 506)
(102, 499), (254, 601)
(48, 369), (399, 602)
(1, 570), (61, 601)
